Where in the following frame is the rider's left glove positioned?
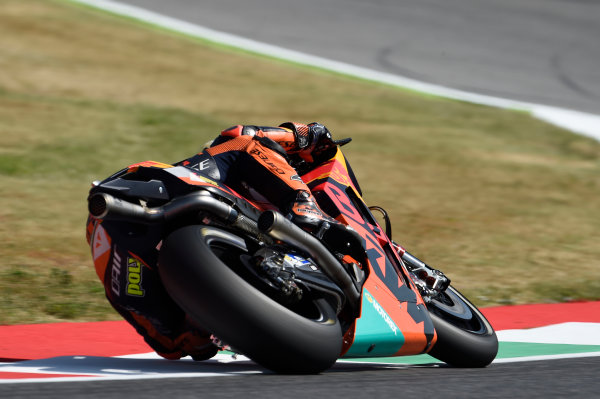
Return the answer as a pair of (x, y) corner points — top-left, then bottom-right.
(279, 121), (335, 163)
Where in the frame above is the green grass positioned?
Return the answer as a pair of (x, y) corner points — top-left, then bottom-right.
(0, 0), (599, 324)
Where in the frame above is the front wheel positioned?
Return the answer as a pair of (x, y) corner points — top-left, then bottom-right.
(427, 286), (498, 367)
(157, 225), (343, 374)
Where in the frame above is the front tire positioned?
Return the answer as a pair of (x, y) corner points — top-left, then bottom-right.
(427, 286), (498, 367)
(158, 225), (343, 374)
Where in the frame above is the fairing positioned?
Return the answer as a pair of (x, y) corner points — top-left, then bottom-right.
(303, 149), (437, 357)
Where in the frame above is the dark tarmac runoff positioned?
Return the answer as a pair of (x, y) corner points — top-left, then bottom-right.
(120, 0), (600, 115)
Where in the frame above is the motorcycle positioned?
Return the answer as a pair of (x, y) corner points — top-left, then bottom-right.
(87, 137), (498, 374)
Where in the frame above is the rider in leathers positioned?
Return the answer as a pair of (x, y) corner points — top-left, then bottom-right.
(87, 122), (355, 360)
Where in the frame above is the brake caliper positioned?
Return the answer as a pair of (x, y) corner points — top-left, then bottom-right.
(253, 247), (303, 301)
(397, 249), (451, 303)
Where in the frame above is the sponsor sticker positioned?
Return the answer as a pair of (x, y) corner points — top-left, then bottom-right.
(188, 172), (219, 186)
(126, 257), (145, 297)
(365, 291), (398, 335)
(111, 251), (122, 296)
(92, 225), (110, 261)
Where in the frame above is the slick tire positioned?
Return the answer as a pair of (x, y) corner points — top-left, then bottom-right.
(158, 225), (343, 374)
(427, 286), (498, 367)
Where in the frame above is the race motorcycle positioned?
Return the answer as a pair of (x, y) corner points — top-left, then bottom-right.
(87, 138), (498, 374)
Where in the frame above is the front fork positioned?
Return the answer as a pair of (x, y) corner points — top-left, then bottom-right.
(392, 242), (450, 303)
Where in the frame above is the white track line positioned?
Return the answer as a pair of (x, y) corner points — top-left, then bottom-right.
(3, 350), (600, 384)
(492, 351), (600, 364)
(496, 322), (600, 346)
(68, 0), (600, 140)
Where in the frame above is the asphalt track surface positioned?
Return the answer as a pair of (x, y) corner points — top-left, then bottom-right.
(8, 2), (599, 397)
(2, 358), (600, 398)
(119, 0), (600, 115)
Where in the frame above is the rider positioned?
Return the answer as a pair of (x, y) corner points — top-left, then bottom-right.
(179, 122), (342, 234)
(88, 122), (357, 361)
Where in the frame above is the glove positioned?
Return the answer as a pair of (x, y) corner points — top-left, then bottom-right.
(303, 122), (336, 162)
(279, 121), (336, 163)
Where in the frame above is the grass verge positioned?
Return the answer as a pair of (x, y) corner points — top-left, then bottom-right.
(1, 0), (599, 324)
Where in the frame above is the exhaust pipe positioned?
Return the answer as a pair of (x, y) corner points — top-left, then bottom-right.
(88, 191), (238, 224)
(258, 210), (361, 306)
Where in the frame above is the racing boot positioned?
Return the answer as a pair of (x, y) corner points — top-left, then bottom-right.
(286, 190), (363, 258)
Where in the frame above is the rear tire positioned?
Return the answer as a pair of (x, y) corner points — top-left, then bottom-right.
(427, 286), (498, 367)
(158, 225), (343, 374)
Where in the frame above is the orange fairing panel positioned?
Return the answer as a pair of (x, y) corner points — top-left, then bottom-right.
(303, 150), (360, 195)
(343, 275), (435, 357)
(127, 161), (173, 173)
(305, 149), (437, 357)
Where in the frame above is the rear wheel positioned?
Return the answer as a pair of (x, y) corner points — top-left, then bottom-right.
(427, 286), (498, 367)
(158, 225), (343, 374)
